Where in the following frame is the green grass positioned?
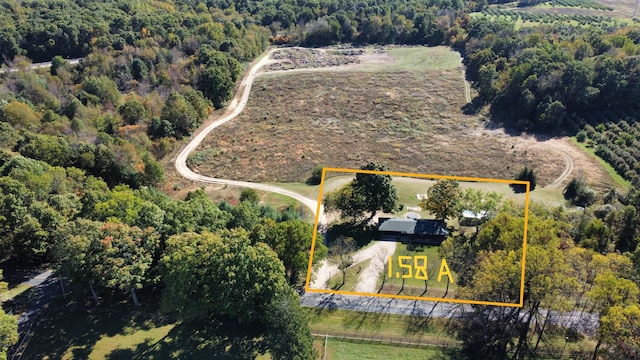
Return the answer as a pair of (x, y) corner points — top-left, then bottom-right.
(70, 323), (175, 359)
(327, 259), (372, 292)
(345, 46), (463, 72)
(571, 137), (632, 190)
(0, 283), (33, 302)
(266, 181), (321, 200)
(306, 308), (454, 342)
(380, 244), (458, 298)
(382, 47), (463, 72)
(261, 46), (464, 74)
(308, 309), (595, 359)
(324, 338), (454, 360)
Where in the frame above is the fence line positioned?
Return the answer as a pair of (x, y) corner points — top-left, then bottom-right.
(311, 332), (460, 348)
(312, 332), (593, 359)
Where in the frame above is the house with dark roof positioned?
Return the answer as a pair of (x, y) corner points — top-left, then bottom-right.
(377, 218), (449, 245)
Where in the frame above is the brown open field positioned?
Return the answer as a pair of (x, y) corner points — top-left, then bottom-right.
(160, 46), (621, 209)
(190, 47), (568, 187)
(593, 0), (637, 17)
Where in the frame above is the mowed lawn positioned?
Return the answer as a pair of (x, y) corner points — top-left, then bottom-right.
(379, 243), (459, 299)
(324, 338), (453, 360)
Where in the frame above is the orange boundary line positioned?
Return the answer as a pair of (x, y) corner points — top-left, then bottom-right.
(304, 167), (530, 308)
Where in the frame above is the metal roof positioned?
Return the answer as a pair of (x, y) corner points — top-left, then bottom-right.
(378, 218), (416, 233)
(379, 218), (448, 236)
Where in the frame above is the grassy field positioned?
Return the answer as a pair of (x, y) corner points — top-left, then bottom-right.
(18, 295), (595, 359)
(379, 244), (458, 299)
(356, 46), (464, 72)
(323, 338), (452, 360)
(190, 46), (564, 187)
(306, 308), (453, 342)
(306, 308), (595, 359)
(0, 282), (33, 302)
(319, 171), (558, 219)
(327, 259), (372, 292)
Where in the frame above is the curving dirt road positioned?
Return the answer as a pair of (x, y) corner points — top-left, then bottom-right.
(174, 49), (325, 224)
(174, 47), (580, 293)
(544, 148), (574, 189)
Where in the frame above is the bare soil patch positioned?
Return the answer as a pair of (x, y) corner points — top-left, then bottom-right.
(267, 47), (363, 71)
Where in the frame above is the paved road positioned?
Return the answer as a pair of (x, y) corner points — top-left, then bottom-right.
(300, 292), (599, 335)
(173, 47), (600, 335)
(8, 270), (63, 360)
(0, 58), (81, 74)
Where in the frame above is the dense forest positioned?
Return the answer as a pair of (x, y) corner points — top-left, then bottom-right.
(1, 0), (640, 358)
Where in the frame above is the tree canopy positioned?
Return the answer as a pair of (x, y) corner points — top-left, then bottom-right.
(323, 162), (398, 222)
(159, 229), (317, 358)
(421, 179), (462, 221)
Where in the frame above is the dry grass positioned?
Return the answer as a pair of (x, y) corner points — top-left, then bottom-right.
(164, 46), (618, 208)
(191, 47), (564, 186)
(587, 0), (637, 17)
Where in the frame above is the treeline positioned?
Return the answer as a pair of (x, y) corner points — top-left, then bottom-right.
(0, 0), (471, 195)
(0, 149), (319, 273)
(0, 0), (268, 63)
(176, 0), (466, 46)
(0, 0), (469, 62)
(465, 17), (640, 132)
(442, 195), (640, 359)
(0, 0), (271, 194)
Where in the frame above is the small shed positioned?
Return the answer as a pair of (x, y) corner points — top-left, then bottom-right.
(460, 210), (489, 226)
(378, 218), (448, 245)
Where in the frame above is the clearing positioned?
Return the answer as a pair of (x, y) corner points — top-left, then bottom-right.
(188, 46), (616, 193)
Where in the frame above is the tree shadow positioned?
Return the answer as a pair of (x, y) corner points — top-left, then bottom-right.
(105, 320), (269, 360)
(326, 221), (376, 248)
(341, 296), (395, 331)
(16, 287), (168, 359)
(19, 304), (159, 359)
(19, 295), (270, 360)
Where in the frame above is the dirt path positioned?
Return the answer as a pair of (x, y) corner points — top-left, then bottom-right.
(533, 137), (622, 191)
(464, 79), (471, 103)
(545, 147), (574, 189)
(309, 260), (339, 289)
(354, 242), (396, 293)
(174, 49), (326, 223)
(310, 241), (397, 290)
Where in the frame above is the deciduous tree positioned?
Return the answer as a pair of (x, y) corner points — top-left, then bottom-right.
(323, 162), (398, 223)
(198, 67), (233, 108)
(510, 167), (537, 193)
(599, 304), (640, 360)
(251, 218), (319, 285)
(421, 179), (461, 221)
(160, 229), (291, 322)
(54, 220), (159, 306)
(161, 92), (198, 138)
